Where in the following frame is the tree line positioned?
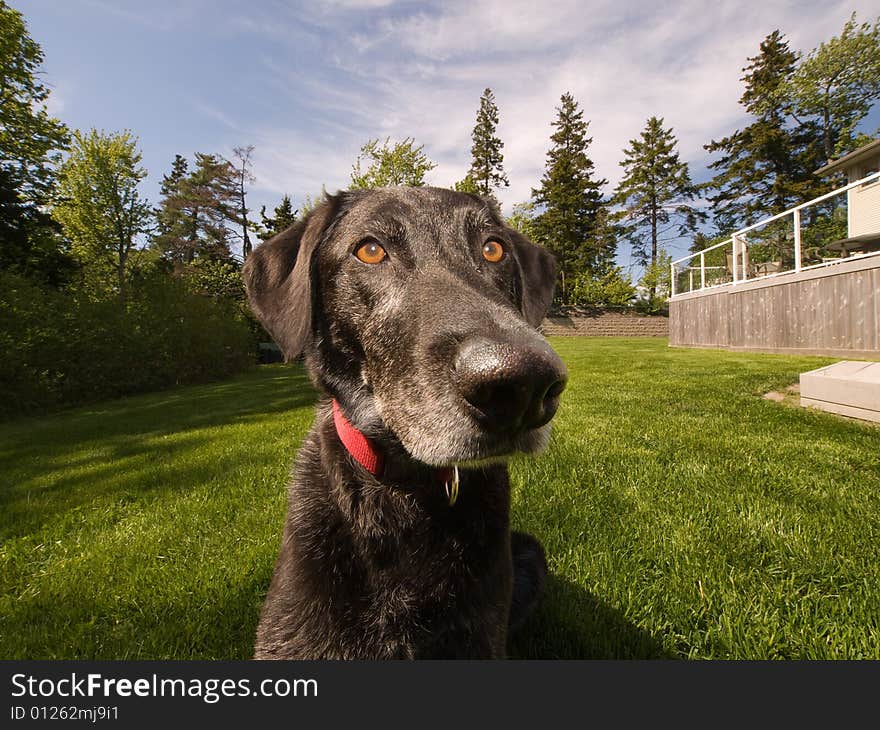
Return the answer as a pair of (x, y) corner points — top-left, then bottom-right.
(0, 2), (260, 416)
(338, 15), (880, 309)
(0, 1), (878, 414)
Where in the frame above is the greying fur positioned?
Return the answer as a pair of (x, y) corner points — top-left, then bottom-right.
(243, 187), (564, 659)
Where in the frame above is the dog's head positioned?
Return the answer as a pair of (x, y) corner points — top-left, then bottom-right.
(244, 186), (567, 467)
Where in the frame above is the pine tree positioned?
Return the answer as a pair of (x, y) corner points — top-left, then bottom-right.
(582, 206), (619, 275)
(259, 194), (297, 241)
(467, 88), (509, 197)
(160, 154), (188, 198)
(531, 92), (608, 299)
(155, 155), (189, 241)
(190, 153), (240, 254)
(613, 117), (704, 273)
(153, 153), (239, 264)
(704, 31), (823, 233)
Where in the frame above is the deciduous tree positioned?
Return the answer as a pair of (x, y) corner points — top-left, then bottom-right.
(636, 249), (672, 313)
(506, 201), (539, 240)
(229, 145), (255, 261)
(0, 166), (73, 286)
(784, 13), (880, 162)
(297, 187), (330, 218)
(0, 1), (68, 204)
(53, 129), (152, 295)
(0, 1), (71, 284)
(452, 174), (480, 195)
(350, 137), (436, 188)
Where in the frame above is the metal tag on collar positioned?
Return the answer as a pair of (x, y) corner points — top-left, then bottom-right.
(445, 465), (460, 507)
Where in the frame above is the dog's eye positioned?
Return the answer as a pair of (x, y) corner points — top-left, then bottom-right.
(354, 240), (387, 265)
(482, 240), (505, 263)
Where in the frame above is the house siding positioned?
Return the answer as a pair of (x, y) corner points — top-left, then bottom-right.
(848, 156), (880, 237)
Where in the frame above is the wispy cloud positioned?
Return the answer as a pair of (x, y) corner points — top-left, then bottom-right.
(44, 81), (69, 117)
(239, 0), (878, 222)
(27, 0), (878, 265)
(192, 100), (241, 131)
(81, 0), (209, 31)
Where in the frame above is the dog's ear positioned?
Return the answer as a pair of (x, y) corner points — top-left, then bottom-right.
(243, 196), (341, 361)
(509, 229), (558, 327)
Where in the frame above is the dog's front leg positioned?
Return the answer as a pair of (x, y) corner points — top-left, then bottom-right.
(508, 530), (548, 632)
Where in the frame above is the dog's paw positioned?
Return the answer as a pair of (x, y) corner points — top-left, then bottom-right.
(509, 531), (548, 633)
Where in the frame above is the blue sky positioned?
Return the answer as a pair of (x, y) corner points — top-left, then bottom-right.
(18, 0), (880, 271)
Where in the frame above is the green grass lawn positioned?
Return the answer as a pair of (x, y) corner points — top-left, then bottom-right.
(2, 338), (879, 659)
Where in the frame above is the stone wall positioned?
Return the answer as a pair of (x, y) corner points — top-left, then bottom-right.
(541, 312), (669, 337)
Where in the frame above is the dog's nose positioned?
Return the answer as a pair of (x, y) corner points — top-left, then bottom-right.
(454, 339), (567, 431)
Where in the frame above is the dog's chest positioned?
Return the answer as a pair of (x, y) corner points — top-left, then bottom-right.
(322, 478), (512, 657)
(357, 531), (512, 658)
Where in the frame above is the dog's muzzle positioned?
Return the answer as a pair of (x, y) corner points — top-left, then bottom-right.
(454, 338), (567, 433)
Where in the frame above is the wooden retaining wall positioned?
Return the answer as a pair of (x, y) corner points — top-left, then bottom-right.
(669, 254), (880, 358)
(542, 312), (668, 337)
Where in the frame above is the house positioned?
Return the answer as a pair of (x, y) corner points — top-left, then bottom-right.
(816, 137), (880, 249)
(668, 138), (880, 359)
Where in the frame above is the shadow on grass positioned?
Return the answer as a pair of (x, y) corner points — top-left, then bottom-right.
(1, 364), (316, 446)
(509, 574), (672, 659)
(2, 556), (274, 660)
(11, 572), (670, 660)
(0, 364), (318, 542)
(144, 569), (272, 660)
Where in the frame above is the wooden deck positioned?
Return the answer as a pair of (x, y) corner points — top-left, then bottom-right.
(669, 254), (880, 358)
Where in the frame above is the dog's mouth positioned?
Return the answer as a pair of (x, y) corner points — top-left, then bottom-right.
(392, 410), (556, 469)
(338, 392), (554, 474)
(452, 438), (553, 470)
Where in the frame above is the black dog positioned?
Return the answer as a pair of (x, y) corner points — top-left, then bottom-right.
(243, 187), (567, 659)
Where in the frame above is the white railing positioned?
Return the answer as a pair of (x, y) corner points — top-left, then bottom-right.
(671, 170), (880, 297)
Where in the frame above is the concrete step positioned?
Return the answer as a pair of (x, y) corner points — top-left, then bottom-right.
(800, 360), (880, 423)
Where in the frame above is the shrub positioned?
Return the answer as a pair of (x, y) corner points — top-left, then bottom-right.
(635, 251), (672, 314)
(568, 268), (636, 309)
(0, 272), (255, 418)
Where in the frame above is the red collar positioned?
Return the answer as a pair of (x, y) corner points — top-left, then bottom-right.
(331, 399), (453, 484)
(332, 399), (385, 476)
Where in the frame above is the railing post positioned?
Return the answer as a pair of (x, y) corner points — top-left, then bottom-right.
(670, 172), (877, 298)
(732, 235), (738, 285)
